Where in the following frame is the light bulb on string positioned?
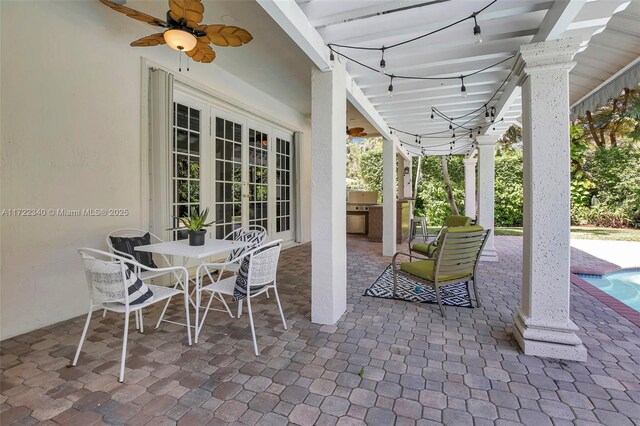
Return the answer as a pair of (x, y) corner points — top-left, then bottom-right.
(491, 107), (496, 123)
(460, 76), (467, 98)
(485, 106), (491, 123)
(379, 47), (386, 73)
(387, 75), (394, 97)
(329, 51), (335, 67)
(430, 109), (434, 121)
(473, 13), (482, 44)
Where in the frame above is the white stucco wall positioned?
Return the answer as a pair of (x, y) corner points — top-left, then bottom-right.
(0, 1), (311, 339)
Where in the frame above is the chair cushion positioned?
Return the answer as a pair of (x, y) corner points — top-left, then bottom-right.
(400, 259), (470, 282)
(124, 269), (154, 305)
(412, 242), (437, 257)
(109, 233), (158, 269)
(227, 230), (266, 263)
(444, 215), (473, 227)
(84, 254), (153, 305)
(443, 225), (484, 234)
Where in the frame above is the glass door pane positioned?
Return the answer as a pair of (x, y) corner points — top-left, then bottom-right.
(172, 102), (201, 241)
(274, 134), (294, 240)
(248, 127), (269, 231)
(214, 115), (243, 239)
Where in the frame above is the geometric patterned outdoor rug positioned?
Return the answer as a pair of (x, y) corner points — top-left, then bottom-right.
(363, 264), (473, 307)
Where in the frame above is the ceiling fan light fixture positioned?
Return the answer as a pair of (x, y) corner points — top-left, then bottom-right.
(164, 29), (197, 52)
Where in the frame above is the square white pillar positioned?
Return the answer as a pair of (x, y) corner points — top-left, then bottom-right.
(513, 38), (587, 361)
(476, 136), (498, 262)
(464, 156), (477, 220)
(311, 63), (347, 325)
(382, 138), (397, 257)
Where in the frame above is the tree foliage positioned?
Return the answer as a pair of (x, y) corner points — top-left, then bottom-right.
(576, 88), (640, 147)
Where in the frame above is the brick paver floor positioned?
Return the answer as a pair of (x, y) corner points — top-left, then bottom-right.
(1, 236), (639, 425)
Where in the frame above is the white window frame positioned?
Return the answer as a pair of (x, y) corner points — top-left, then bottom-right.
(143, 61), (299, 243)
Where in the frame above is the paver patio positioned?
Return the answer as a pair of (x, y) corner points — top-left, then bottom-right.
(1, 236), (639, 425)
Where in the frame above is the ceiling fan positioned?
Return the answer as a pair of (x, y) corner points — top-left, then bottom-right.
(99, 0), (253, 64)
(347, 127), (368, 137)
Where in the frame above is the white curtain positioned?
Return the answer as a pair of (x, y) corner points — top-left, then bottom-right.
(148, 68), (174, 241)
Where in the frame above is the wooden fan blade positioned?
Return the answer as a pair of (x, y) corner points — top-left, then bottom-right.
(130, 33), (166, 47)
(348, 127), (365, 133)
(169, 0), (204, 28)
(198, 24), (253, 47)
(99, 0), (167, 27)
(357, 132), (368, 137)
(186, 40), (216, 63)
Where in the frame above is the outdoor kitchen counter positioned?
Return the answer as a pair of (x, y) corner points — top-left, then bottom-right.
(367, 200), (411, 243)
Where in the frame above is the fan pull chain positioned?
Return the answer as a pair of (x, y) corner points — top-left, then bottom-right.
(186, 56), (190, 72)
(178, 51), (182, 72)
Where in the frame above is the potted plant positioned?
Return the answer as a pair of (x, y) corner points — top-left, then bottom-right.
(171, 207), (215, 246)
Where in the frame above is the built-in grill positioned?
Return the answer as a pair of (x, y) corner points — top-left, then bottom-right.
(346, 191), (379, 234)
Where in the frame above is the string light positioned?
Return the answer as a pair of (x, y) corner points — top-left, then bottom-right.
(387, 75), (394, 97)
(460, 76), (467, 98)
(388, 71), (513, 141)
(329, 51), (335, 67)
(430, 109), (435, 121)
(472, 13), (482, 44)
(326, 0), (497, 74)
(491, 107), (496, 123)
(485, 106), (490, 123)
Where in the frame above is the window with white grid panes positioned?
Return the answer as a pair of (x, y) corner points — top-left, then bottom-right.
(249, 128), (269, 231)
(172, 103), (200, 241)
(275, 137), (291, 233)
(214, 117), (243, 239)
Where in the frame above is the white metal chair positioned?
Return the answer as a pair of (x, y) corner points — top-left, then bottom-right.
(105, 228), (179, 324)
(72, 248), (191, 382)
(196, 240), (286, 356)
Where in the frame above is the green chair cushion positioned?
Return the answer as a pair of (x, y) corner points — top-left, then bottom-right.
(412, 242), (437, 257)
(444, 215), (473, 227)
(400, 259), (470, 282)
(442, 225), (484, 234)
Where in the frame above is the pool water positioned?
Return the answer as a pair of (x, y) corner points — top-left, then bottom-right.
(578, 270), (640, 312)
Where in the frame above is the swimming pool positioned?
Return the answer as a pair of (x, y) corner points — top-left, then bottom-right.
(578, 269), (640, 312)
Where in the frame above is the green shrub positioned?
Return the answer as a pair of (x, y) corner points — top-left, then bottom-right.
(494, 152), (523, 226)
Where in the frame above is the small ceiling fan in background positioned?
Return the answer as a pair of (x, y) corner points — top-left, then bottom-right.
(347, 127), (368, 137)
(99, 0), (253, 65)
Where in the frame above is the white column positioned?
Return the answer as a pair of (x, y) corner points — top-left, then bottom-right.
(382, 138), (397, 256)
(463, 156), (477, 220)
(476, 136), (498, 262)
(513, 38), (586, 361)
(310, 63), (347, 325)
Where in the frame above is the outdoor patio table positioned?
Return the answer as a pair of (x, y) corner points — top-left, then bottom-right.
(135, 238), (250, 343)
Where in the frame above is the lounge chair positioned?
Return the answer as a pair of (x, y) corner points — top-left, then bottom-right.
(393, 226), (489, 318)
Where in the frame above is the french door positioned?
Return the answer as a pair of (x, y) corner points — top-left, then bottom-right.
(208, 106), (295, 241)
